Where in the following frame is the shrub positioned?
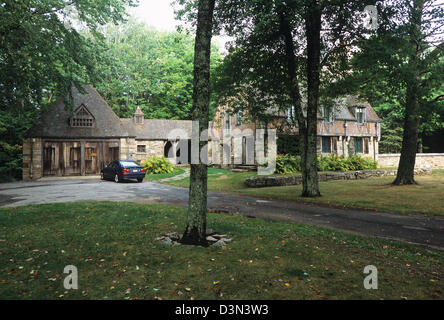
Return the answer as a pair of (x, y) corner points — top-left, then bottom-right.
(276, 154), (301, 174)
(343, 155), (378, 171)
(317, 154), (378, 172)
(317, 154), (349, 172)
(142, 157), (176, 174)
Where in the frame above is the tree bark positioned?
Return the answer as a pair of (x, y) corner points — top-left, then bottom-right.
(393, 0), (424, 186)
(279, 6), (321, 198)
(181, 0), (215, 246)
(302, 3), (322, 197)
(393, 82), (420, 185)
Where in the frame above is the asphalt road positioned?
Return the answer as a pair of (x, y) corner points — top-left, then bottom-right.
(1, 177), (443, 251)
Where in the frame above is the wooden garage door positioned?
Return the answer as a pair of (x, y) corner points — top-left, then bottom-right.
(43, 141), (119, 177)
(85, 142), (99, 175)
(43, 142), (81, 176)
(85, 141), (120, 175)
(43, 142), (57, 176)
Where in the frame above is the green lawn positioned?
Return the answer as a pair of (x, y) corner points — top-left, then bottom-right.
(164, 168), (444, 217)
(144, 168), (186, 182)
(0, 202), (443, 300)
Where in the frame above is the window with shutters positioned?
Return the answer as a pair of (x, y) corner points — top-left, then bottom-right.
(70, 104), (95, 127)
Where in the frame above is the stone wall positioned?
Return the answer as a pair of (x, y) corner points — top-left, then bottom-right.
(22, 138), (43, 181)
(133, 140), (165, 162)
(121, 139), (165, 162)
(378, 153), (444, 169)
(244, 168), (432, 188)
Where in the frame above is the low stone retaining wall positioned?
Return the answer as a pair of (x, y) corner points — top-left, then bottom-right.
(378, 153), (444, 169)
(245, 168), (432, 188)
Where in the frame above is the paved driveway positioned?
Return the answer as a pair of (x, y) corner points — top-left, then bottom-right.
(1, 178), (444, 251)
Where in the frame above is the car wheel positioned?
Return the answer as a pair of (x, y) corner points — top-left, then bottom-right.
(137, 178), (143, 183)
(100, 172), (104, 180)
(114, 174), (120, 183)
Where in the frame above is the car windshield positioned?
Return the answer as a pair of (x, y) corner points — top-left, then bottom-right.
(119, 161), (140, 167)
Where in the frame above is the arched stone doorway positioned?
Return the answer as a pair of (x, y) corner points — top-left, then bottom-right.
(163, 140), (191, 164)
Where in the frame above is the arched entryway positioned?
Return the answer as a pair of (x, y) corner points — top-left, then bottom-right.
(163, 140), (191, 164)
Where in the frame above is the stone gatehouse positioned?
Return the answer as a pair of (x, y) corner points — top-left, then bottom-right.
(22, 86), (192, 180)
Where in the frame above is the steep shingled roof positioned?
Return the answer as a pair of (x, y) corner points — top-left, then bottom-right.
(263, 95), (381, 122)
(26, 85), (129, 138)
(120, 118), (192, 140)
(331, 95), (381, 122)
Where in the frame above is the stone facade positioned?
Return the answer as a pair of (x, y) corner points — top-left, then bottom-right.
(132, 140), (165, 162)
(378, 153), (444, 169)
(22, 138), (43, 181)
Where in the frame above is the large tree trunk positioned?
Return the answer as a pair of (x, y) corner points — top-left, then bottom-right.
(393, 82), (420, 185)
(393, 0), (424, 186)
(181, 0), (215, 246)
(302, 3), (322, 197)
(279, 7), (320, 198)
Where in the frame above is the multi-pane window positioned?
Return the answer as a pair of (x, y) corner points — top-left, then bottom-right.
(137, 145), (146, 153)
(322, 136), (331, 153)
(356, 107), (366, 124)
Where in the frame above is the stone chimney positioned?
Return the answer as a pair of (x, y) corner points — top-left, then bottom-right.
(134, 107), (144, 125)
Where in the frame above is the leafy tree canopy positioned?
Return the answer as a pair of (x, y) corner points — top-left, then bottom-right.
(90, 20), (222, 120)
(0, 0), (136, 180)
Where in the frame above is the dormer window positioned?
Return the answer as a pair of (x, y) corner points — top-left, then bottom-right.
(135, 115), (143, 124)
(70, 104), (94, 127)
(323, 106), (334, 123)
(356, 107), (366, 124)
